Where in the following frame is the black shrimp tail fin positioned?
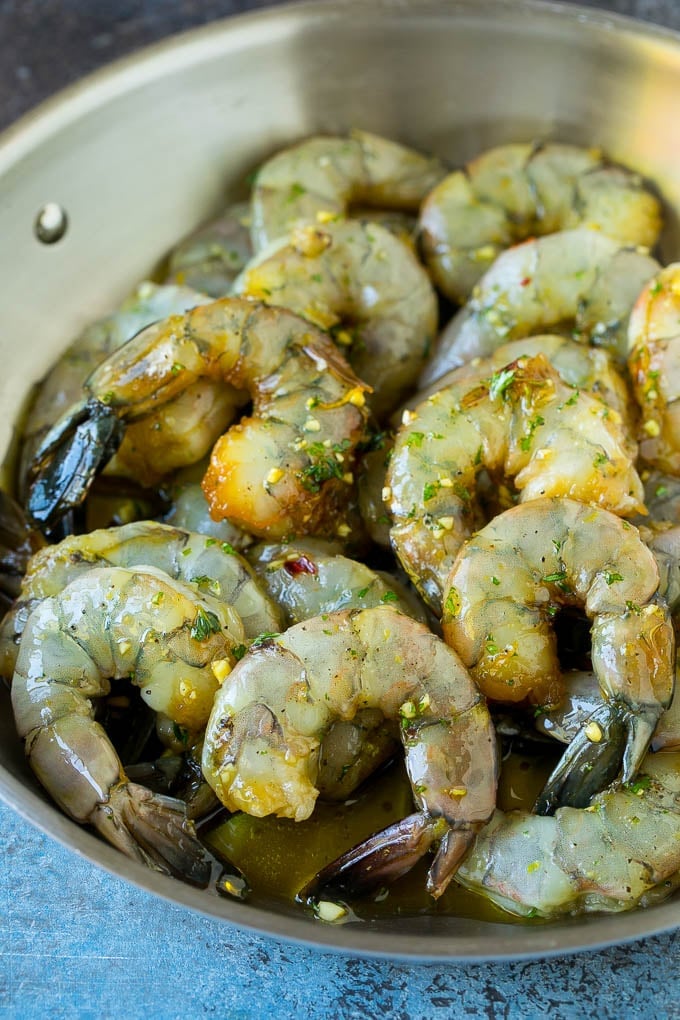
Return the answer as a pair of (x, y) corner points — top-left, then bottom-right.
(26, 398), (124, 531)
(621, 706), (662, 785)
(426, 828), (474, 899)
(93, 781), (232, 890)
(534, 702), (629, 816)
(297, 812), (443, 904)
(0, 489), (45, 609)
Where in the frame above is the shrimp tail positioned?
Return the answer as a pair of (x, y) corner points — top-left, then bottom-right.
(534, 702), (631, 815)
(92, 781), (220, 889)
(297, 812), (442, 903)
(0, 490), (45, 611)
(26, 398), (124, 530)
(426, 827), (475, 899)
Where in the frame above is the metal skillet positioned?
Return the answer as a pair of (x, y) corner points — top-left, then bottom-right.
(0, 0), (679, 960)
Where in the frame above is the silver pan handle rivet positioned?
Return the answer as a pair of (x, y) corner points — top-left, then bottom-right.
(35, 202), (68, 244)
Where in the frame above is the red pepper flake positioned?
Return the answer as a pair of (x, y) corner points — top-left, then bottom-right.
(284, 555), (318, 576)
(520, 276), (532, 287)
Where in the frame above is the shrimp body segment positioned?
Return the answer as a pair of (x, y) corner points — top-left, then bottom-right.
(250, 130), (445, 251)
(421, 227), (660, 384)
(238, 220), (438, 416)
(419, 142), (662, 303)
(456, 750), (680, 918)
(388, 355), (644, 611)
(165, 201), (253, 297)
(202, 605), (498, 895)
(11, 565), (244, 882)
(443, 498), (674, 798)
(26, 299), (370, 539)
(628, 264), (680, 475)
(0, 521), (282, 681)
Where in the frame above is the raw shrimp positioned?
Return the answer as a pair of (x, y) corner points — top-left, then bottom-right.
(456, 749), (680, 919)
(19, 282), (213, 495)
(162, 470), (253, 550)
(412, 333), (634, 433)
(419, 142), (662, 303)
(165, 201), (253, 297)
(247, 539), (426, 626)
(10, 565), (245, 883)
(201, 605), (497, 898)
(421, 227), (660, 384)
(237, 220), (438, 416)
(442, 497), (675, 807)
(0, 520), (282, 680)
(25, 299), (370, 539)
(388, 354), (644, 612)
(250, 129), (445, 251)
(628, 264), (680, 475)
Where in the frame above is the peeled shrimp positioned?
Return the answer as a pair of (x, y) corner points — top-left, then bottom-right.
(0, 520), (282, 681)
(628, 264), (680, 475)
(165, 201), (253, 297)
(10, 565), (245, 882)
(202, 605), (497, 898)
(456, 749), (680, 919)
(421, 227), (660, 384)
(237, 220), (438, 416)
(26, 299), (370, 539)
(250, 129), (445, 251)
(443, 497), (674, 806)
(19, 281), (212, 493)
(388, 354), (644, 611)
(419, 142), (662, 303)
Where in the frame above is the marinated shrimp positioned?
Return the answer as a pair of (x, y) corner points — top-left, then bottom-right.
(25, 299), (370, 539)
(165, 201), (253, 297)
(250, 129), (445, 251)
(412, 333), (634, 433)
(388, 354), (644, 611)
(456, 750), (680, 919)
(421, 227), (660, 384)
(202, 605), (497, 898)
(10, 565), (246, 882)
(628, 264), (680, 475)
(442, 497), (674, 809)
(0, 520), (282, 680)
(237, 219), (438, 416)
(19, 281), (213, 494)
(419, 142), (662, 303)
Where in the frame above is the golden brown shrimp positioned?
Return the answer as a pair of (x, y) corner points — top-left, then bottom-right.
(250, 129), (445, 250)
(442, 497), (674, 806)
(25, 300), (370, 540)
(202, 605), (497, 899)
(237, 220), (438, 416)
(419, 142), (662, 303)
(387, 354), (644, 612)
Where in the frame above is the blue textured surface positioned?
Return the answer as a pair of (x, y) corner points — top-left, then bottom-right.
(1, 1), (680, 1017)
(1, 802), (679, 1019)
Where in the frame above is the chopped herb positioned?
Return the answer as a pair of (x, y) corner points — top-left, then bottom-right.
(205, 537), (217, 547)
(191, 608), (222, 642)
(650, 280), (663, 296)
(604, 571), (624, 585)
(172, 722), (189, 745)
(405, 431), (425, 448)
(171, 362), (184, 375)
(444, 586), (461, 617)
(628, 775), (651, 794)
(191, 574), (221, 596)
(356, 586), (370, 598)
(489, 368), (516, 400)
(625, 600), (642, 615)
(519, 414), (545, 453)
(251, 631), (280, 648)
(150, 591), (164, 606)
(655, 484), (669, 498)
(474, 444), (483, 466)
(221, 542), (237, 555)
(593, 452), (608, 467)
(380, 591), (398, 604)
(542, 570), (572, 594)
(232, 644), (247, 661)
(423, 481), (438, 502)
(485, 639), (499, 655)
(491, 576), (500, 586)
(311, 273), (323, 283)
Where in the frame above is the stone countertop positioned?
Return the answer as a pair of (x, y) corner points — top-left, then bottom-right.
(1, 2), (679, 1017)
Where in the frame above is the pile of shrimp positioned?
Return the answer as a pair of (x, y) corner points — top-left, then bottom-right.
(4, 130), (680, 922)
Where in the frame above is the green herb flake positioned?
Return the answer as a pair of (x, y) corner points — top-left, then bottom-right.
(489, 368), (516, 401)
(628, 775), (651, 795)
(491, 576), (500, 586)
(655, 484), (669, 498)
(150, 591), (164, 607)
(251, 631), (280, 648)
(221, 542), (237, 555)
(171, 362), (184, 375)
(405, 431), (425, 448)
(191, 574), (220, 596)
(423, 481), (438, 502)
(604, 571), (624, 585)
(232, 644), (247, 661)
(172, 722), (189, 745)
(356, 586), (370, 598)
(190, 608), (222, 642)
(380, 591), (398, 604)
(444, 586), (461, 618)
